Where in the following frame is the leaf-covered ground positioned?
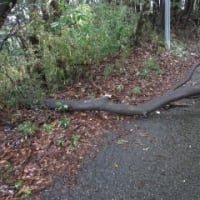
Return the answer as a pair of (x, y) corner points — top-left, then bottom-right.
(0, 42), (199, 199)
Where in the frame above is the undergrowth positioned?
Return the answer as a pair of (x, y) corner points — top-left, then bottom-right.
(0, 3), (138, 107)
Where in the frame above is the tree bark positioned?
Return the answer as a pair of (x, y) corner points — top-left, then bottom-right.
(183, 0), (195, 28)
(134, 1), (151, 45)
(45, 86), (200, 116)
(159, 0), (165, 30)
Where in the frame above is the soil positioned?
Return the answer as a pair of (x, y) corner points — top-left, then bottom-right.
(0, 41), (200, 199)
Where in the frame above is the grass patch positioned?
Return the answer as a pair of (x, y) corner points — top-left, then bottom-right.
(139, 57), (161, 78)
(17, 121), (38, 139)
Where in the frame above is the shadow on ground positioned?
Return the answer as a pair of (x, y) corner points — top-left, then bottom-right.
(40, 100), (200, 200)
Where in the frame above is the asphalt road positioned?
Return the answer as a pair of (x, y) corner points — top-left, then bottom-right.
(40, 99), (200, 200)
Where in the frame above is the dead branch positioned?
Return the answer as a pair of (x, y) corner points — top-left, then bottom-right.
(45, 86), (200, 116)
(43, 62), (200, 116)
(171, 62), (200, 90)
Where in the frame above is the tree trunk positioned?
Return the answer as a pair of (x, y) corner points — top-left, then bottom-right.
(159, 0), (165, 30)
(183, 0), (195, 28)
(171, 0), (181, 24)
(134, 0), (151, 45)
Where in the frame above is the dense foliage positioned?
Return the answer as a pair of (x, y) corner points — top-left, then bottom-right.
(0, 0), (200, 107)
(0, 3), (138, 106)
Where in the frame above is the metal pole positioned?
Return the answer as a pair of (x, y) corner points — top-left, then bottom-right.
(165, 0), (170, 49)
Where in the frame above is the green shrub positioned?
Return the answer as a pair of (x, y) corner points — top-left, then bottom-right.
(17, 121), (38, 138)
(56, 138), (66, 146)
(171, 40), (189, 57)
(15, 180), (23, 190)
(37, 3), (138, 83)
(0, 50), (45, 107)
(42, 123), (54, 133)
(144, 58), (160, 72)
(58, 117), (70, 128)
(103, 66), (113, 78)
(71, 135), (81, 151)
(132, 86), (141, 95)
(0, 3), (138, 107)
(139, 57), (161, 78)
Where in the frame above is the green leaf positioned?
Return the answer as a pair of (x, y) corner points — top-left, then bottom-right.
(15, 180), (23, 189)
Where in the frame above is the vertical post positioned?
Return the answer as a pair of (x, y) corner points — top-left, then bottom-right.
(165, 0), (170, 49)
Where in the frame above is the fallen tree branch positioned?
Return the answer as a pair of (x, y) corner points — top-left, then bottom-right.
(42, 62), (200, 116)
(45, 86), (200, 116)
(171, 62), (200, 91)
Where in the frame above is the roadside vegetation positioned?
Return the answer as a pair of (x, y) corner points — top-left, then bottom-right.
(0, 3), (139, 107)
(0, 0), (200, 199)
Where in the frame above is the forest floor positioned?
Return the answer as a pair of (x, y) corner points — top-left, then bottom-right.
(0, 39), (200, 199)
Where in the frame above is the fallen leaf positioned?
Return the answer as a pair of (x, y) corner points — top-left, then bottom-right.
(116, 139), (128, 145)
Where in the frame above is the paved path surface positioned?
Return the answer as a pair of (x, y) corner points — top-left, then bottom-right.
(40, 100), (200, 200)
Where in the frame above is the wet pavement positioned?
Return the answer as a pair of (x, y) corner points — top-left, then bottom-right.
(40, 100), (200, 200)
